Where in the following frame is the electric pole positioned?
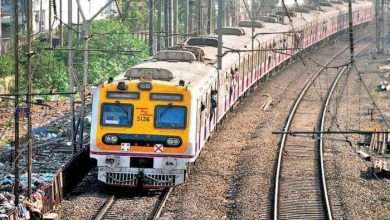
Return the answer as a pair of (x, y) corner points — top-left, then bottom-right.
(79, 22), (89, 151)
(148, 0), (154, 55)
(189, 0), (193, 35)
(168, 0), (173, 46)
(157, 0), (162, 51)
(348, 0), (354, 63)
(217, 0), (223, 69)
(68, 0), (76, 154)
(197, 0), (202, 35)
(13, 0), (20, 206)
(164, 0), (169, 48)
(26, 0), (33, 198)
(173, 0), (178, 45)
(207, 0), (213, 34)
(49, 0), (53, 47)
(60, 0), (63, 47)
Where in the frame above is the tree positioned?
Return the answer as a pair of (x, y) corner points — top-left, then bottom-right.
(72, 19), (148, 85)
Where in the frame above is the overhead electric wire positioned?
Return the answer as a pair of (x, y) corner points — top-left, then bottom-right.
(353, 63), (390, 129)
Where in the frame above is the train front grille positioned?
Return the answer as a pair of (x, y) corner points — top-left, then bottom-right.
(106, 172), (176, 187)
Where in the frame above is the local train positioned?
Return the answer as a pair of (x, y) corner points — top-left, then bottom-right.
(90, 1), (373, 188)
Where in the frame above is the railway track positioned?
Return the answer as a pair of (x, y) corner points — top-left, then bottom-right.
(272, 40), (369, 220)
(93, 188), (172, 220)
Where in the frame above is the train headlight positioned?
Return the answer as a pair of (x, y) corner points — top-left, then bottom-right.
(104, 135), (119, 144)
(166, 137), (181, 147)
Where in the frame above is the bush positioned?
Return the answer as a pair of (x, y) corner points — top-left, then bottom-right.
(0, 54), (14, 78)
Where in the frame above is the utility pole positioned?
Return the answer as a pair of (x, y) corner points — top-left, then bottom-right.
(189, 0), (193, 36)
(148, 0), (154, 55)
(157, 0), (161, 51)
(217, 0), (223, 69)
(185, 0), (190, 36)
(168, 0), (173, 47)
(49, 0), (53, 47)
(68, 0), (76, 154)
(164, 0), (169, 48)
(380, 0), (384, 52)
(79, 22), (89, 150)
(0, 0), (2, 54)
(197, 0), (201, 35)
(172, 0), (179, 46)
(252, 0), (256, 19)
(13, 0), (20, 206)
(207, 0), (213, 34)
(225, 0), (229, 27)
(76, 0), (116, 149)
(251, 0), (255, 80)
(77, 4), (81, 42)
(348, 0), (354, 63)
(60, 0), (63, 47)
(376, 0), (383, 53)
(26, 0), (33, 198)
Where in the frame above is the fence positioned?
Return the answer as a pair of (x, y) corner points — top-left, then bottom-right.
(7, 147), (95, 218)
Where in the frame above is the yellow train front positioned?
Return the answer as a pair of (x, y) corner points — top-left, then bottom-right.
(90, 76), (192, 188)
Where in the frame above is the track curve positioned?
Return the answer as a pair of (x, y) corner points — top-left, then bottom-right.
(273, 39), (369, 220)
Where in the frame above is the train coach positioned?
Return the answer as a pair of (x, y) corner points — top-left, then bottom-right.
(89, 1), (373, 188)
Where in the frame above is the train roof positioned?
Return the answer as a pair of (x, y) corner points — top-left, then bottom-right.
(119, 1), (371, 91)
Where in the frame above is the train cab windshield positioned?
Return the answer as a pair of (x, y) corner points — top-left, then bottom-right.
(155, 106), (186, 129)
(101, 104), (133, 127)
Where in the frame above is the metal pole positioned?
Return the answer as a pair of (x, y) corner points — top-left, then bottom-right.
(157, 0), (161, 51)
(376, 0), (380, 53)
(252, 0), (256, 19)
(13, 0), (20, 206)
(164, 0), (168, 47)
(251, 0), (255, 81)
(39, 0), (43, 32)
(79, 22), (89, 150)
(60, 0), (63, 47)
(173, 0), (178, 44)
(189, 0), (193, 35)
(197, 0), (201, 35)
(225, 0), (229, 26)
(217, 0), (223, 69)
(348, 0), (354, 63)
(168, 0), (173, 46)
(49, 0), (53, 47)
(0, 0), (2, 54)
(68, 0), (76, 154)
(207, 0), (212, 34)
(26, 0), (33, 198)
(380, 0), (384, 52)
(148, 0), (154, 55)
(185, 0), (190, 36)
(77, 4), (80, 42)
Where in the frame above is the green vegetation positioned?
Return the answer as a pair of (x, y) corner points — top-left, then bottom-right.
(0, 54), (14, 78)
(79, 19), (148, 85)
(0, 18), (148, 95)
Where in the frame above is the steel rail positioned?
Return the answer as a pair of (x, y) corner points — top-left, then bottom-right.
(318, 65), (349, 219)
(317, 43), (371, 220)
(272, 38), (368, 220)
(150, 188), (172, 220)
(94, 195), (116, 220)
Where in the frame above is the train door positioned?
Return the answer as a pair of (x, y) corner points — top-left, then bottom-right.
(217, 70), (226, 120)
(199, 90), (208, 147)
(196, 98), (201, 152)
(210, 82), (218, 132)
(248, 55), (252, 87)
(240, 57), (246, 96)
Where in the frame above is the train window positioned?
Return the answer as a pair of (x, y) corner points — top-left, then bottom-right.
(101, 104), (133, 127)
(155, 105), (187, 129)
